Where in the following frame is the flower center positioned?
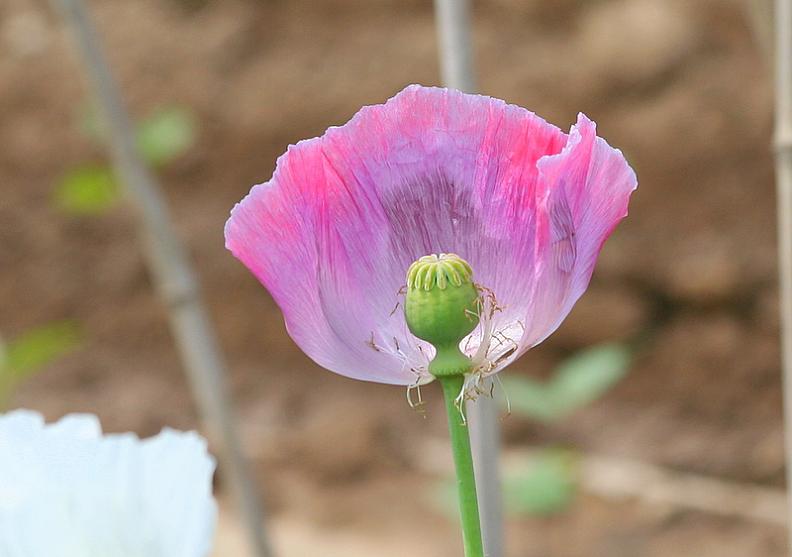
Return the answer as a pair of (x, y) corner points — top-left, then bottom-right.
(404, 253), (481, 377)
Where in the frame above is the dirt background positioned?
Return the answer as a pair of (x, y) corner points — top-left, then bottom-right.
(0, 0), (786, 555)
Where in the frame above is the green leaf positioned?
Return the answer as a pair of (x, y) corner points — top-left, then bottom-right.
(78, 103), (196, 166)
(504, 449), (578, 516)
(430, 449), (579, 520)
(136, 106), (196, 166)
(429, 478), (461, 520)
(54, 165), (120, 215)
(2, 321), (81, 381)
(501, 375), (562, 421)
(502, 343), (632, 421)
(550, 343), (631, 410)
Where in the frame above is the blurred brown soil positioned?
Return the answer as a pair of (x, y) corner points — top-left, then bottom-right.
(0, 0), (786, 555)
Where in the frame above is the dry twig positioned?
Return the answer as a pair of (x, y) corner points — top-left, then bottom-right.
(53, 1), (273, 555)
(775, 0), (792, 551)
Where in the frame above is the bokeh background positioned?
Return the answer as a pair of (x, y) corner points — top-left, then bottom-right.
(1, 0), (784, 555)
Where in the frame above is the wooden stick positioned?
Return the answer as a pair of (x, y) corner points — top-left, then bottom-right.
(775, 0), (792, 551)
(53, 1), (274, 555)
(432, 1), (504, 555)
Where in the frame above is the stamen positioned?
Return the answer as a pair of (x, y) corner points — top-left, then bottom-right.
(495, 374), (511, 419)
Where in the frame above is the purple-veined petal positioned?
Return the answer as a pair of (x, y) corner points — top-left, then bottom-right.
(519, 114), (637, 355)
(458, 117), (637, 377)
(226, 85), (635, 385)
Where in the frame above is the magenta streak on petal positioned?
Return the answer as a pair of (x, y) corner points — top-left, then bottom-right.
(225, 85), (636, 385)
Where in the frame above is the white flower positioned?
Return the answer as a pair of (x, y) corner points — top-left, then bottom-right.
(0, 410), (217, 557)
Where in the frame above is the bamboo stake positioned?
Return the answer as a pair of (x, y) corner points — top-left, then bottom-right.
(434, 0), (476, 92)
(433, 1), (504, 555)
(53, 1), (273, 556)
(776, 0), (792, 551)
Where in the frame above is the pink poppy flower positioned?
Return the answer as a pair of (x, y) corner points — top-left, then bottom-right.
(225, 85), (636, 390)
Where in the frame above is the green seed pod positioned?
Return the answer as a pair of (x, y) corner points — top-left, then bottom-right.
(404, 254), (480, 377)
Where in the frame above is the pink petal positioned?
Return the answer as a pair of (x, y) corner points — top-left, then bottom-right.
(225, 85), (635, 384)
(518, 114), (638, 355)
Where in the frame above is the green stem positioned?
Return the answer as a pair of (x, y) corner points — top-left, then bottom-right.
(439, 374), (484, 557)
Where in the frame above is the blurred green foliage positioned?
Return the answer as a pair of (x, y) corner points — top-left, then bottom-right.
(56, 104), (197, 216)
(136, 106), (197, 167)
(503, 449), (578, 516)
(502, 343), (632, 422)
(0, 322), (81, 405)
(54, 165), (119, 215)
(431, 477), (461, 519)
(432, 448), (578, 519)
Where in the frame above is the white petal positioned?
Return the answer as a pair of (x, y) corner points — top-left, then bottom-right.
(0, 410), (217, 557)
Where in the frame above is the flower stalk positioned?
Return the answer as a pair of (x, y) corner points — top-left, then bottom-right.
(439, 374), (485, 557)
